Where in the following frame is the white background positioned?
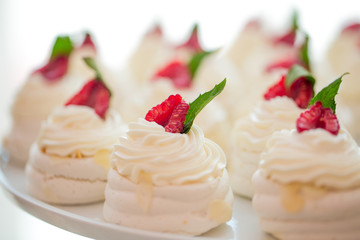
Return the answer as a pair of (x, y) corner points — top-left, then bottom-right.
(0, 0), (358, 239)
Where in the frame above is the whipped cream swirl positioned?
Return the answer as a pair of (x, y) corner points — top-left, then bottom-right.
(111, 118), (226, 186)
(260, 128), (360, 189)
(233, 97), (302, 152)
(38, 105), (123, 157)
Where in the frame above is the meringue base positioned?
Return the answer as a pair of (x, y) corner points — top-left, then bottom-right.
(26, 164), (106, 205)
(25, 143), (109, 205)
(3, 116), (43, 165)
(252, 170), (360, 240)
(228, 150), (258, 199)
(103, 168), (233, 236)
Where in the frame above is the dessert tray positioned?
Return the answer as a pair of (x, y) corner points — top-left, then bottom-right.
(0, 152), (273, 240)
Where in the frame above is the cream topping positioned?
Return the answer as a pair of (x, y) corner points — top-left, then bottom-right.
(260, 128), (360, 189)
(111, 118), (226, 186)
(37, 105), (124, 157)
(11, 73), (78, 118)
(233, 97), (302, 152)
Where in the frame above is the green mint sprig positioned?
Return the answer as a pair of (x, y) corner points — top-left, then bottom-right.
(308, 73), (348, 113)
(182, 78), (226, 133)
(83, 57), (112, 96)
(187, 50), (216, 78)
(299, 33), (310, 71)
(50, 36), (73, 60)
(291, 10), (299, 31)
(285, 64), (315, 90)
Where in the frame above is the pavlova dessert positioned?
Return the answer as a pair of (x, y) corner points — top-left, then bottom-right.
(3, 33), (101, 164)
(26, 58), (125, 205)
(229, 64), (314, 198)
(252, 73), (360, 240)
(103, 79), (233, 235)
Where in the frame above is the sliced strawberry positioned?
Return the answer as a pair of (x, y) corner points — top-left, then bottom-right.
(164, 100), (189, 133)
(65, 79), (110, 119)
(288, 77), (314, 109)
(319, 108), (340, 135)
(296, 101), (339, 135)
(81, 33), (96, 51)
(264, 74), (313, 109)
(146, 24), (163, 36)
(245, 19), (261, 29)
(35, 55), (69, 82)
(177, 25), (203, 52)
(273, 30), (296, 46)
(264, 75), (287, 100)
(296, 101), (322, 133)
(266, 58), (300, 73)
(342, 22), (360, 33)
(153, 61), (192, 89)
(145, 94), (183, 126)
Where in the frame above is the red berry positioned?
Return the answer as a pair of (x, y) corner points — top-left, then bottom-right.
(273, 30), (296, 46)
(296, 101), (340, 135)
(342, 22), (360, 33)
(264, 76), (287, 100)
(35, 55), (69, 82)
(81, 33), (96, 51)
(153, 61), (192, 89)
(146, 24), (163, 36)
(320, 108), (340, 135)
(177, 25), (203, 52)
(266, 58), (300, 73)
(145, 94), (189, 133)
(245, 19), (261, 29)
(296, 101), (322, 133)
(288, 77), (314, 109)
(65, 79), (110, 119)
(164, 100), (189, 133)
(145, 94), (183, 126)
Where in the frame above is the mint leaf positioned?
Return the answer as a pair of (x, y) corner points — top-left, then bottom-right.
(182, 79), (226, 133)
(83, 57), (112, 96)
(191, 23), (199, 36)
(291, 10), (299, 31)
(84, 57), (103, 80)
(308, 73), (348, 113)
(50, 36), (73, 59)
(187, 50), (215, 78)
(299, 34), (310, 71)
(285, 64), (315, 90)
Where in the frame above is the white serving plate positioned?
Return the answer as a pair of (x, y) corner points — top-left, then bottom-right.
(0, 155), (274, 240)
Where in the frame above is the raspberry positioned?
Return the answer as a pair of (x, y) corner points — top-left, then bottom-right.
(264, 75), (313, 109)
(145, 94), (189, 133)
(153, 61), (192, 89)
(35, 55), (69, 82)
(146, 24), (162, 36)
(177, 25), (203, 52)
(320, 108), (340, 135)
(164, 100), (189, 133)
(296, 101), (322, 133)
(342, 22), (360, 33)
(288, 77), (314, 109)
(145, 94), (183, 126)
(245, 19), (261, 29)
(263, 76), (287, 100)
(273, 30), (296, 46)
(65, 79), (110, 119)
(296, 101), (340, 135)
(266, 58), (300, 73)
(81, 33), (96, 51)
